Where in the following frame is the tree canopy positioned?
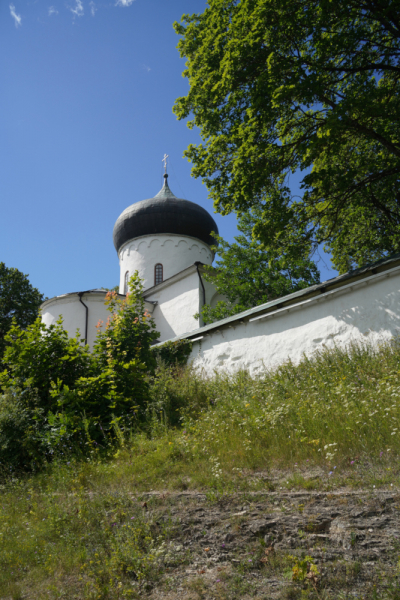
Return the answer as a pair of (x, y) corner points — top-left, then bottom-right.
(0, 263), (44, 359)
(197, 211), (320, 324)
(174, 0), (400, 273)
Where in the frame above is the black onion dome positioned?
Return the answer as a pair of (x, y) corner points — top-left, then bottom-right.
(113, 174), (219, 253)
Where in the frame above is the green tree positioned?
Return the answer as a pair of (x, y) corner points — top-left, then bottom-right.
(173, 0), (400, 273)
(197, 211), (320, 324)
(0, 262), (44, 360)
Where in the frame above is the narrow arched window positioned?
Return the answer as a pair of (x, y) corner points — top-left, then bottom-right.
(155, 263), (163, 286)
(124, 271), (129, 294)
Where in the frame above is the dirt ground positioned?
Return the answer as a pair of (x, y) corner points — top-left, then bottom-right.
(136, 481), (400, 600)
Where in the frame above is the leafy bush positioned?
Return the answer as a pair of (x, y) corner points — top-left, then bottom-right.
(152, 338), (193, 367)
(0, 319), (92, 413)
(146, 362), (210, 428)
(0, 273), (159, 469)
(50, 272), (159, 431)
(0, 388), (47, 470)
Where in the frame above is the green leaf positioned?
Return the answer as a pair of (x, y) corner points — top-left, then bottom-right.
(174, 0), (400, 273)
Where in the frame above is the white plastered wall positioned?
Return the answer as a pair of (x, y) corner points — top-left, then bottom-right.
(145, 270), (202, 342)
(186, 268), (400, 376)
(41, 293), (111, 348)
(118, 234), (213, 292)
(41, 292), (155, 348)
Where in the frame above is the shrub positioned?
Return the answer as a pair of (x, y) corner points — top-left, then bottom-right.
(146, 363), (211, 429)
(0, 318), (92, 413)
(0, 273), (159, 469)
(90, 271), (159, 420)
(0, 388), (47, 471)
(152, 338), (193, 367)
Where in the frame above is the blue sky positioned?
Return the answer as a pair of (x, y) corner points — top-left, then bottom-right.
(1, 0), (337, 300)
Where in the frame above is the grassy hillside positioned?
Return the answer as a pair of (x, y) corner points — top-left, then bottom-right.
(1, 340), (400, 599)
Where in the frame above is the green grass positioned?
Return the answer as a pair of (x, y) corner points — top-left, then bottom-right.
(149, 337), (400, 484)
(1, 338), (400, 598)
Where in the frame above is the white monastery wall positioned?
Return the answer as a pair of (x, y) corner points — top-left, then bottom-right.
(118, 234), (213, 292)
(184, 267), (400, 376)
(145, 270), (201, 342)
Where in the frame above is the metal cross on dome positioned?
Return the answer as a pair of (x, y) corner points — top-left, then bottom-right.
(162, 153), (169, 174)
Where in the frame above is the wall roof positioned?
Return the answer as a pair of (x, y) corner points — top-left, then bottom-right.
(154, 252), (400, 346)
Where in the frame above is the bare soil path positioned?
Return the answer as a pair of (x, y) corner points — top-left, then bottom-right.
(138, 486), (400, 599)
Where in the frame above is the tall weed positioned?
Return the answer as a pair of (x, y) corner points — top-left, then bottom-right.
(150, 339), (400, 471)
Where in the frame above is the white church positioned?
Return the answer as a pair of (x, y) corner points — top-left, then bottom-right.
(41, 163), (400, 375)
(41, 169), (224, 346)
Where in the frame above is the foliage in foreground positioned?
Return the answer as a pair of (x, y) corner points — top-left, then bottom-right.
(0, 273), (158, 469)
(0, 262), (44, 362)
(174, 0), (400, 273)
(151, 338), (193, 367)
(1, 340), (400, 598)
(196, 209), (320, 324)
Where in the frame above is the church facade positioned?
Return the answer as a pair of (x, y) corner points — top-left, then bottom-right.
(41, 173), (224, 345)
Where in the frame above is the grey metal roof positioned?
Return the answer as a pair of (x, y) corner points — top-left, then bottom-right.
(40, 288), (125, 308)
(113, 174), (219, 253)
(154, 252), (400, 346)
